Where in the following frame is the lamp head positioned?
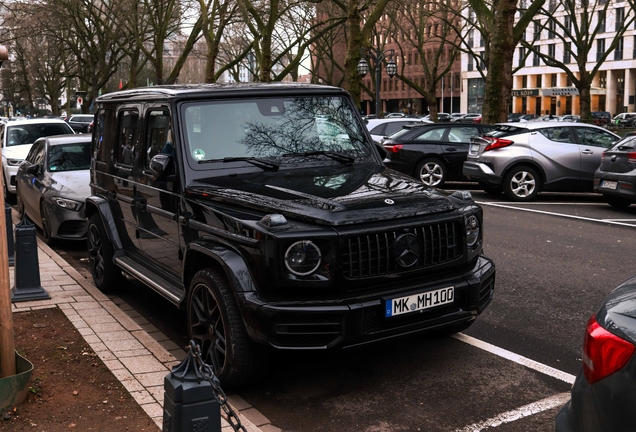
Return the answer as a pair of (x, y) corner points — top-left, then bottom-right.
(357, 58), (370, 77)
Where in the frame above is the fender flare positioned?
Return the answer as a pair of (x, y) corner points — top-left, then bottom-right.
(84, 196), (124, 252)
(183, 241), (258, 296)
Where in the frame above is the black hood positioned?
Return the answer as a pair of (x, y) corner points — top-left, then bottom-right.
(185, 164), (461, 226)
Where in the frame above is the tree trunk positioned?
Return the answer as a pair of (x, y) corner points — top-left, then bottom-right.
(481, 0), (516, 124)
(579, 82), (592, 121)
(344, 2), (363, 109)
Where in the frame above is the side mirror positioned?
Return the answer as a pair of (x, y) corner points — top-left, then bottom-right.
(149, 153), (173, 179)
(26, 163), (41, 175)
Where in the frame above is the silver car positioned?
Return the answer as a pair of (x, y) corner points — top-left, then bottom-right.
(463, 122), (619, 201)
(16, 135), (92, 244)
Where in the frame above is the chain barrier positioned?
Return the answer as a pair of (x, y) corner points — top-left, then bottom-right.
(188, 341), (247, 432)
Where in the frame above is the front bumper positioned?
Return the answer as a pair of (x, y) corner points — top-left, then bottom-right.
(45, 199), (88, 240)
(3, 162), (19, 193)
(463, 161), (502, 186)
(239, 255), (495, 350)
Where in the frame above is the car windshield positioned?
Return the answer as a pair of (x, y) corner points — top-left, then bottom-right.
(182, 96), (373, 166)
(71, 116), (93, 123)
(48, 143), (91, 172)
(7, 123), (73, 147)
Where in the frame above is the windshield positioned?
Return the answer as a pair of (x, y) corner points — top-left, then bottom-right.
(48, 143), (91, 172)
(182, 96), (372, 167)
(7, 123), (73, 147)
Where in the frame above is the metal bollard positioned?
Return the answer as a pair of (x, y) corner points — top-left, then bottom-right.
(5, 203), (14, 266)
(163, 346), (221, 432)
(11, 216), (50, 302)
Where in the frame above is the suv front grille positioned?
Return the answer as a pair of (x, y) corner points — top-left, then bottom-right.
(341, 221), (463, 279)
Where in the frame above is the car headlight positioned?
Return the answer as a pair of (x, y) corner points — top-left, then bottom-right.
(285, 240), (322, 276)
(465, 214), (480, 247)
(7, 158), (23, 166)
(54, 197), (82, 211)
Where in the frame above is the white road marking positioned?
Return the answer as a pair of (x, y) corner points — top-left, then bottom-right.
(477, 201), (636, 228)
(454, 392), (571, 432)
(605, 219), (636, 222)
(453, 333), (576, 384)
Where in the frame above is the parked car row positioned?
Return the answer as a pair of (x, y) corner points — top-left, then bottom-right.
(0, 117), (93, 245)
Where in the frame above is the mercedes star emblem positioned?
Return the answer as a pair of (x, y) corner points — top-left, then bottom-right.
(394, 233), (420, 268)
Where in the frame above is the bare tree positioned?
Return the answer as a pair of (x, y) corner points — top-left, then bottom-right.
(523, 0), (636, 120)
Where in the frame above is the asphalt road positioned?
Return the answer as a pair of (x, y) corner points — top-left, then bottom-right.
(43, 186), (636, 431)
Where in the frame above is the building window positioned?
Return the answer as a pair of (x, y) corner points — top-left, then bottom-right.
(598, 11), (606, 33)
(468, 56), (474, 71)
(536, 75), (542, 88)
(551, 74), (557, 87)
(597, 38), (605, 61)
(615, 37), (624, 60)
(564, 42), (571, 63)
(468, 30), (474, 48)
(518, 47), (526, 67)
(534, 21), (541, 40)
(548, 19), (556, 39)
(533, 47), (540, 66)
(565, 16), (571, 33)
(616, 8), (625, 32)
(522, 75), (528, 88)
(548, 44), (556, 59)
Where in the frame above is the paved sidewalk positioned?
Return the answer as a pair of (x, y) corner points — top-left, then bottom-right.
(8, 233), (279, 432)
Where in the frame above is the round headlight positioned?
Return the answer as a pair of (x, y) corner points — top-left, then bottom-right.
(284, 240), (322, 276)
(465, 215), (480, 247)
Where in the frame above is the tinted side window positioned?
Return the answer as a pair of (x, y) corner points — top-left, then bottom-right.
(413, 127), (446, 141)
(25, 141), (44, 163)
(369, 124), (386, 135)
(574, 127), (617, 148)
(539, 127), (572, 143)
(92, 109), (114, 163)
(145, 110), (173, 168)
(448, 126), (480, 143)
(116, 111), (140, 167)
(384, 122), (410, 136)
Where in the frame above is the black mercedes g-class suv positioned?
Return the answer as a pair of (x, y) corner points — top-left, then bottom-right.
(85, 83), (495, 387)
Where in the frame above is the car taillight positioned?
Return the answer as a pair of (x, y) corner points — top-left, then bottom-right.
(583, 315), (635, 385)
(383, 144), (403, 153)
(628, 152), (636, 163)
(483, 137), (514, 152)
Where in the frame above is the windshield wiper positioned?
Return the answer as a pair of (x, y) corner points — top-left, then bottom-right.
(198, 156), (279, 171)
(283, 151), (355, 165)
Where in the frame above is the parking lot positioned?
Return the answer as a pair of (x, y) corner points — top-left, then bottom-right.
(42, 186), (636, 431)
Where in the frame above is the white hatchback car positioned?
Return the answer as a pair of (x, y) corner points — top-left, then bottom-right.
(1, 118), (75, 202)
(366, 118), (424, 143)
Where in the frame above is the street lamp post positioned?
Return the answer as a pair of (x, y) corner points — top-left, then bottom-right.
(357, 47), (397, 118)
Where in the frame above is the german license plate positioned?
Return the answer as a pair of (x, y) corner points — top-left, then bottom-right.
(470, 144), (480, 153)
(385, 287), (454, 318)
(601, 180), (618, 190)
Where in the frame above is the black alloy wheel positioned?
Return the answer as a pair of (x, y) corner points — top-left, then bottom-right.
(87, 213), (126, 293)
(187, 268), (268, 389)
(40, 202), (55, 246)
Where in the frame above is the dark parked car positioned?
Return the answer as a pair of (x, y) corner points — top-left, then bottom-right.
(591, 111), (611, 126)
(593, 134), (636, 208)
(556, 275), (636, 432)
(15, 135), (91, 244)
(86, 83), (495, 388)
(65, 114), (94, 133)
(383, 123), (493, 187)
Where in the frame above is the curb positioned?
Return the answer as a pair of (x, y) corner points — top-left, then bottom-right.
(8, 223), (276, 431)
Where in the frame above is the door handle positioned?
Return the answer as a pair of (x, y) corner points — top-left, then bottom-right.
(581, 150), (594, 155)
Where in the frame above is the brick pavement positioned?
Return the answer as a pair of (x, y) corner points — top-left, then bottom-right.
(8, 235), (280, 432)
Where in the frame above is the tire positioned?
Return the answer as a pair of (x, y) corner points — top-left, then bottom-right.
(606, 196), (633, 209)
(16, 188), (26, 220)
(40, 202), (55, 246)
(416, 158), (447, 188)
(187, 268), (269, 389)
(479, 183), (503, 197)
(3, 174), (16, 204)
(87, 213), (127, 293)
(503, 166), (541, 201)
